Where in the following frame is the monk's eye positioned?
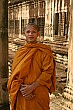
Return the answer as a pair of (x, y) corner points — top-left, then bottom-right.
(26, 30), (37, 34)
(26, 30), (30, 33)
(32, 31), (37, 33)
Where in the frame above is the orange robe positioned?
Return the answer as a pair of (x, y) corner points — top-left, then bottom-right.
(7, 43), (56, 110)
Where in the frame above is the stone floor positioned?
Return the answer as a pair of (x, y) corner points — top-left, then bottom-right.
(50, 94), (64, 110)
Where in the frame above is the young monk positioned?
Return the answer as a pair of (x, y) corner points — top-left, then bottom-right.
(7, 23), (56, 110)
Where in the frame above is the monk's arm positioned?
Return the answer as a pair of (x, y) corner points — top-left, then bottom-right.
(20, 82), (40, 96)
(36, 53), (56, 90)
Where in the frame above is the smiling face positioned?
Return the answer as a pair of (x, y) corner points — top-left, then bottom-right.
(24, 24), (40, 43)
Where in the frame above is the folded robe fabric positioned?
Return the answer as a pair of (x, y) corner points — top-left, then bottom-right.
(7, 43), (56, 110)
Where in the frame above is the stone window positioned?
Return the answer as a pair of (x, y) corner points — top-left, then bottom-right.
(9, 20), (14, 34)
(15, 20), (19, 34)
(37, 17), (45, 36)
(21, 19), (27, 34)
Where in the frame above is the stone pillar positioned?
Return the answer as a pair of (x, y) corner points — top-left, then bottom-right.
(44, 0), (53, 40)
(19, 4), (22, 38)
(61, 12), (65, 36)
(62, 0), (73, 110)
(0, 0), (9, 109)
(44, 0), (49, 40)
(58, 12), (61, 36)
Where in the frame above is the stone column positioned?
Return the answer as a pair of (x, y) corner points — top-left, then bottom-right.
(61, 12), (65, 36)
(58, 12), (61, 36)
(44, 0), (52, 40)
(62, 0), (73, 109)
(19, 4), (22, 38)
(0, 0), (9, 109)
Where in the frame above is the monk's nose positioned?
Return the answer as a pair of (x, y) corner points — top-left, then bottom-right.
(29, 31), (33, 35)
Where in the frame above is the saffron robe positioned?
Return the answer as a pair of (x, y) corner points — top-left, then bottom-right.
(7, 43), (56, 110)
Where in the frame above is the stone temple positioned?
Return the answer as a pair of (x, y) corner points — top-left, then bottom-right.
(0, 0), (73, 109)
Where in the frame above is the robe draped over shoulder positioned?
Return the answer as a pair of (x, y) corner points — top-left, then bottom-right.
(7, 43), (56, 110)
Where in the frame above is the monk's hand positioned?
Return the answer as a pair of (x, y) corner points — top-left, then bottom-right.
(20, 84), (35, 96)
(20, 82), (40, 97)
(24, 93), (35, 100)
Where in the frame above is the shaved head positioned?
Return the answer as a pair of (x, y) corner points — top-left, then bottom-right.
(24, 23), (39, 32)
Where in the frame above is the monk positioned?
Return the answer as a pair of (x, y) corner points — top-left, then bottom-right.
(7, 23), (56, 110)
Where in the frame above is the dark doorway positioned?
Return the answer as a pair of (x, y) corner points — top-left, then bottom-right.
(54, 13), (59, 35)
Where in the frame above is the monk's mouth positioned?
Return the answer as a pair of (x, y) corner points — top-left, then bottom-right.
(28, 37), (34, 39)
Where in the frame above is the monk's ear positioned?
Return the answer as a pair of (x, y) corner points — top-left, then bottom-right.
(38, 32), (40, 36)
